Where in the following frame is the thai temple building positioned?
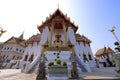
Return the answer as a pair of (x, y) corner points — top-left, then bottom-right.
(1, 33), (25, 68)
(95, 46), (115, 67)
(19, 9), (96, 78)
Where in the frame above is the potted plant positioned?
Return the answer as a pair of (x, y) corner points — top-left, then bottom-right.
(63, 62), (67, 66)
(56, 58), (61, 65)
(48, 62), (54, 66)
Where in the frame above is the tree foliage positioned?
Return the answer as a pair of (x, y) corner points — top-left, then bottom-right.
(114, 41), (120, 52)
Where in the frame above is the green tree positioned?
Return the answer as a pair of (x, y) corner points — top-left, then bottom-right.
(114, 41), (120, 52)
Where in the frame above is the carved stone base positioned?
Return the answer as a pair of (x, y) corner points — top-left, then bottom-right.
(48, 66), (68, 74)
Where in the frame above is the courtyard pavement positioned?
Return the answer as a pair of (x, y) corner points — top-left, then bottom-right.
(0, 67), (120, 80)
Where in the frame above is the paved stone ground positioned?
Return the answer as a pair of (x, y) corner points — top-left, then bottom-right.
(0, 68), (120, 80)
(0, 69), (36, 80)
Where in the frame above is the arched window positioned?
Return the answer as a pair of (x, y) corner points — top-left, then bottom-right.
(88, 54), (92, 60)
(29, 54), (34, 62)
(7, 47), (9, 50)
(10, 47), (13, 50)
(16, 48), (18, 51)
(4, 47), (6, 50)
(83, 54), (88, 62)
(24, 54), (28, 61)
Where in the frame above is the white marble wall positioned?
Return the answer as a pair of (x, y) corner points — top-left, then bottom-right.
(2, 44), (24, 60)
(21, 26), (96, 73)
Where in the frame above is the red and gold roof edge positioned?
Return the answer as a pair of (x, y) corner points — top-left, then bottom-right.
(75, 34), (91, 44)
(37, 8), (78, 33)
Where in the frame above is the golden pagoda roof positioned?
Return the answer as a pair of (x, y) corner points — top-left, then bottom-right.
(75, 34), (91, 44)
(4, 36), (25, 47)
(37, 8), (78, 33)
(26, 33), (41, 44)
(95, 46), (115, 56)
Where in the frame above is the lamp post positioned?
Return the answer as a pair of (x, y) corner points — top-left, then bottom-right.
(109, 26), (120, 44)
(109, 26), (120, 75)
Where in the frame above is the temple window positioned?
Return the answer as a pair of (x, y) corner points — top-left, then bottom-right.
(16, 48), (18, 51)
(4, 47), (6, 50)
(88, 54), (92, 60)
(10, 47), (13, 50)
(29, 54), (34, 62)
(7, 47), (9, 50)
(24, 54), (28, 61)
(83, 54), (88, 62)
(53, 53), (56, 55)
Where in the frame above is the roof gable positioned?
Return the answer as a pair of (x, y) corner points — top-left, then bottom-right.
(4, 36), (25, 47)
(4, 37), (17, 44)
(38, 8), (78, 33)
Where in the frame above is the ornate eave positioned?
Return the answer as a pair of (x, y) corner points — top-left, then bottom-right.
(25, 34), (41, 46)
(37, 8), (78, 33)
(75, 34), (91, 44)
(3, 36), (25, 47)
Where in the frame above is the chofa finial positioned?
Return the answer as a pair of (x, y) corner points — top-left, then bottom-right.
(57, 3), (59, 9)
(109, 26), (116, 34)
(0, 27), (7, 37)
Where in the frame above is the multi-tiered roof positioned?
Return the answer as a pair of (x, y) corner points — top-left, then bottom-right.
(26, 9), (92, 45)
(37, 8), (78, 33)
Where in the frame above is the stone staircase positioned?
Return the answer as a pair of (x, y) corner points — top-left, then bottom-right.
(24, 56), (40, 73)
(75, 56), (91, 72)
(28, 60), (40, 73)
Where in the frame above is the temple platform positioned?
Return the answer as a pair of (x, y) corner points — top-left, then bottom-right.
(0, 67), (120, 80)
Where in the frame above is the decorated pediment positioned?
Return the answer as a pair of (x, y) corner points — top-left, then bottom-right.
(38, 8), (78, 33)
(4, 37), (17, 44)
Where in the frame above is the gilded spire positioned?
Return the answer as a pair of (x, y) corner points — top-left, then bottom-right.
(18, 31), (24, 40)
(57, 3), (59, 9)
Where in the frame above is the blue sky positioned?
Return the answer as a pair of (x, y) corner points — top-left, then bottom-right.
(0, 0), (120, 55)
